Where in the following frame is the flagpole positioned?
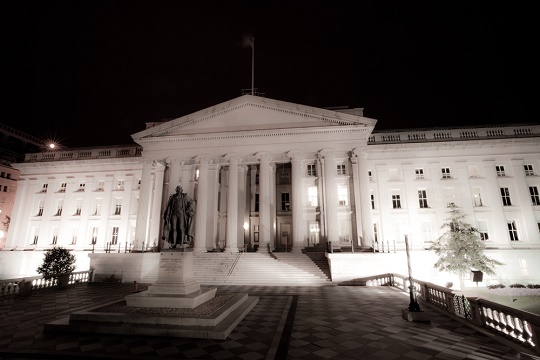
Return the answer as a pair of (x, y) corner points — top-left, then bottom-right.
(251, 37), (255, 95)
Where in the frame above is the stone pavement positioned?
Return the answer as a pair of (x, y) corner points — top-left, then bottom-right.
(0, 282), (538, 360)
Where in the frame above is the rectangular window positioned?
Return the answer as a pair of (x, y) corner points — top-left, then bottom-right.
(444, 188), (455, 207)
(370, 192), (375, 210)
(441, 168), (451, 179)
(3, 186), (7, 192)
(524, 164), (534, 176)
(253, 225), (259, 243)
(75, 199), (82, 216)
(55, 200), (63, 216)
(308, 186), (318, 207)
(96, 181), (105, 191)
(37, 201), (44, 216)
(59, 182), (67, 192)
(368, 170), (373, 181)
(116, 180), (124, 191)
(496, 165), (506, 177)
(338, 218), (351, 243)
(91, 227), (99, 244)
(32, 230), (39, 245)
(41, 184), (48, 193)
(93, 199), (102, 216)
(477, 220), (489, 241)
(500, 187), (512, 206)
(307, 164), (317, 176)
(51, 231), (58, 245)
(472, 187), (483, 207)
(373, 223), (378, 242)
(530, 186), (540, 206)
(281, 193), (290, 211)
(415, 168), (424, 179)
(114, 198), (122, 215)
(418, 190), (428, 208)
(77, 183), (86, 192)
(137, 180), (141, 189)
(111, 227), (119, 245)
(507, 221), (519, 241)
(337, 164), (346, 175)
(392, 193), (401, 209)
(71, 228), (78, 245)
(254, 193), (259, 212)
(338, 185), (348, 206)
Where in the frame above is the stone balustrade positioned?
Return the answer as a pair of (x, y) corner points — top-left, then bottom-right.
(0, 270), (94, 295)
(25, 146), (142, 162)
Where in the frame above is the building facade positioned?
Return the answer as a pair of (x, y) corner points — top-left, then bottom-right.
(2, 96), (540, 278)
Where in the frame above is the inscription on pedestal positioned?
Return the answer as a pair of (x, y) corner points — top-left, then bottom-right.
(156, 252), (194, 284)
(160, 258), (183, 273)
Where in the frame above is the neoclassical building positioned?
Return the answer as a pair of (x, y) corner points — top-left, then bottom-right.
(2, 95), (540, 278)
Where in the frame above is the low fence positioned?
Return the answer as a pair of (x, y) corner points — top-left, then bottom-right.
(347, 273), (540, 354)
(0, 270), (94, 296)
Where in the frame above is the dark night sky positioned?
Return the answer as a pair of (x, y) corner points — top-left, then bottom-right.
(1, 1), (538, 148)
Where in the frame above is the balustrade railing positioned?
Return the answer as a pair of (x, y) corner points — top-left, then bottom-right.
(349, 273), (539, 354)
(0, 270), (94, 296)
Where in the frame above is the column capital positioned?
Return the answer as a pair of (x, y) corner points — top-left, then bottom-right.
(195, 155), (211, 165)
(287, 150), (304, 161)
(319, 149), (335, 159)
(224, 154), (241, 164)
(256, 152), (272, 163)
(153, 159), (167, 168)
(352, 148), (368, 159)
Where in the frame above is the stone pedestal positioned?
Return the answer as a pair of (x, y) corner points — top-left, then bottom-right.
(401, 308), (431, 322)
(125, 251), (217, 309)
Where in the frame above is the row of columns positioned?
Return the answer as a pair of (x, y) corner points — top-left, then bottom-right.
(135, 148), (374, 252)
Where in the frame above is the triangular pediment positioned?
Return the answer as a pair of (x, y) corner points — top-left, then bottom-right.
(132, 95), (377, 141)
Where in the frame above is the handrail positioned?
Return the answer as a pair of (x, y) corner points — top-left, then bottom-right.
(0, 270), (94, 296)
(343, 273), (540, 354)
(228, 252), (243, 276)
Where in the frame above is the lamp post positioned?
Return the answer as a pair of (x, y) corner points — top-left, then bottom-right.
(404, 234), (421, 312)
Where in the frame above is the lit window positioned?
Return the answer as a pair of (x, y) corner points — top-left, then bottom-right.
(415, 168), (424, 179)
(77, 183), (85, 192)
(40, 184), (48, 193)
(338, 218), (351, 243)
(71, 228), (78, 245)
(111, 227), (119, 245)
(91, 227), (99, 245)
(37, 201), (44, 216)
(93, 199), (102, 216)
(373, 223), (378, 242)
(368, 170), (373, 181)
(51, 228), (58, 245)
(472, 187), (483, 207)
(418, 190), (428, 208)
(59, 182), (67, 192)
(114, 198), (122, 215)
(392, 193), (401, 209)
(496, 165), (506, 177)
(530, 186), (540, 206)
(524, 164), (534, 176)
(338, 185), (348, 206)
(441, 168), (451, 179)
(337, 164), (346, 175)
(32, 230), (39, 245)
(371, 193), (375, 210)
(55, 200), (63, 216)
(281, 193), (290, 211)
(477, 220), (489, 241)
(195, 168), (200, 181)
(308, 186), (318, 207)
(507, 221), (519, 241)
(96, 181), (105, 191)
(307, 164), (317, 176)
(74, 199), (82, 216)
(500, 187), (512, 206)
(116, 180), (124, 191)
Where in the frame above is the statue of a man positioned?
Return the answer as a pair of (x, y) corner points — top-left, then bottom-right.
(163, 185), (196, 247)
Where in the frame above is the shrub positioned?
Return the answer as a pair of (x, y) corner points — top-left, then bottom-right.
(526, 284), (540, 289)
(487, 284), (505, 289)
(509, 283), (526, 288)
(37, 247), (76, 276)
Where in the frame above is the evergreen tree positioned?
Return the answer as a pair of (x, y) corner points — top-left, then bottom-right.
(37, 247), (76, 276)
(430, 206), (503, 282)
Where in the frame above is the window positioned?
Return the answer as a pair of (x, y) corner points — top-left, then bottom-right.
(71, 228), (78, 245)
(37, 201), (44, 216)
(337, 164), (346, 175)
(253, 225), (259, 243)
(32, 230), (39, 245)
(195, 168), (200, 181)
(93, 199), (102, 216)
(373, 223), (378, 243)
(111, 227), (119, 245)
(500, 188), (512, 206)
(6, 173), (11, 179)
(116, 180), (125, 191)
(0, 172), (4, 177)
(392, 192), (401, 209)
(74, 199), (82, 216)
(2, 186), (6, 192)
(59, 182), (67, 192)
(371, 192), (375, 210)
(51, 228), (58, 245)
(444, 188), (455, 207)
(338, 185), (348, 206)
(530, 186), (540, 206)
(418, 190), (428, 208)
(477, 221), (489, 241)
(281, 193), (290, 211)
(441, 168), (451, 179)
(137, 180), (141, 189)
(496, 165), (506, 177)
(308, 186), (318, 207)
(507, 221), (519, 241)
(415, 168), (424, 179)
(114, 198), (122, 215)
(77, 183), (86, 192)
(472, 188), (483, 207)
(91, 227), (99, 245)
(307, 164), (317, 176)
(368, 170), (373, 181)
(96, 181), (105, 191)
(524, 164), (534, 176)
(255, 173), (259, 184)
(338, 218), (351, 243)
(40, 183), (48, 193)
(55, 200), (63, 216)
(254, 193), (259, 212)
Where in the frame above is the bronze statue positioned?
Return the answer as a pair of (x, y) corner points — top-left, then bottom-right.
(163, 185), (195, 247)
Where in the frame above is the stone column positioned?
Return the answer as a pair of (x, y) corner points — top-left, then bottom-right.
(288, 151), (305, 251)
(482, 161), (509, 246)
(351, 153), (363, 247)
(4, 180), (31, 249)
(511, 162), (539, 243)
(320, 149), (339, 244)
(149, 161), (165, 250)
(193, 156), (210, 252)
(225, 155), (240, 253)
(356, 150), (374, 247)
(135, 160), (153, 250)
(257, 153), (272, 251)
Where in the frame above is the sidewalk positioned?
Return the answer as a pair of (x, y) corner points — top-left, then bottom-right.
(0, 282), (538, 359)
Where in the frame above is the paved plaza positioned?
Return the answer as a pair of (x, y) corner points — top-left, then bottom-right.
(0, 282), (538, 360)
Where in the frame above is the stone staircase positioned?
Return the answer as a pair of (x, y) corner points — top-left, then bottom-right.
(192, 252), (333, 286)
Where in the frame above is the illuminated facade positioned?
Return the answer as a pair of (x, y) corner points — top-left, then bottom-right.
(2, 96), (540, 278)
